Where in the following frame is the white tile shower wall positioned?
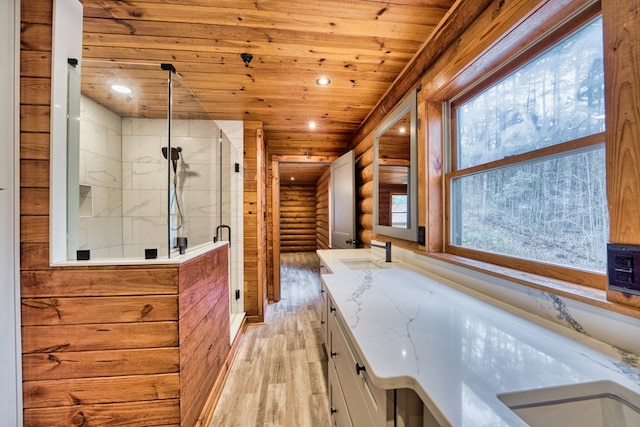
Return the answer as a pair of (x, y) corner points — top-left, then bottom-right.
(122, 118), (219, 256)
(78, 95), (123, 257)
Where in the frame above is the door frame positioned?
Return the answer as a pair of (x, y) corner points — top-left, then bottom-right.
(271, 155), (337, 302)
(1, 0), (22, 424)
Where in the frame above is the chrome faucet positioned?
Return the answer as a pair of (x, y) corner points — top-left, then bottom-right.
(370, 241), (392, 262)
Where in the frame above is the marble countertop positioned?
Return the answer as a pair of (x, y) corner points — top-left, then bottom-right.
(318, 249), (640, 426)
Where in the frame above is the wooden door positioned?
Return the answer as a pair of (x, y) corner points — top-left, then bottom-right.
(331, 151), (356, 249)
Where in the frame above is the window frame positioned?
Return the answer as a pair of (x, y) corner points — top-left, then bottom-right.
(443, 10), (607, 290)
(390, 193), (408, 229)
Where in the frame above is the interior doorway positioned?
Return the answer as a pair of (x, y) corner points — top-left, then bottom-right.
(271, 156), (337, 301)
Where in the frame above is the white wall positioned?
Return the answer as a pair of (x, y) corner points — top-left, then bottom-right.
(0, 0), (22, 424)
(121, 118), (219, 257)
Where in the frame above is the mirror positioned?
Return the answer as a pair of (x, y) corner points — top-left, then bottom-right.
(373, 90), (418, 241)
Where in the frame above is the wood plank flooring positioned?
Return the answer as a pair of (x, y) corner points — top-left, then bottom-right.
(209, 252), (330, 427)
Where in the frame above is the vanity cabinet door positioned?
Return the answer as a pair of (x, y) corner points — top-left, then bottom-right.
(329, 356), (354, 427)
(328, 298), (390, 426)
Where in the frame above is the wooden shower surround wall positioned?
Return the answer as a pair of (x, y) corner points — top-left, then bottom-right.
(21, 245), (237, 427)
(271, 155), (337, 302)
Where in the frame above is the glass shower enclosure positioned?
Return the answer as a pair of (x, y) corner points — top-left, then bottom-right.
(68, 60), (230, 258)
(66, 60), (244, 335)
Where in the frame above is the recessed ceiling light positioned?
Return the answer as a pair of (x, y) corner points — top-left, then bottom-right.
(308, 121), (317, 129)
(111, 84), (132, 94)
(399, 127), (407, 133)
(316, 77), (331, 86)
(290, 177), (295, 181)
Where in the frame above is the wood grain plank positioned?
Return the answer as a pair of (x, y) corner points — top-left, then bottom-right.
(20, 131), (50, 159)
(21, 295), (178, 325)
(23, 399), (180, 427)
(22, 322), (179, 353)
(20, 188), (49, 215)
(21, 268), (178, 297)
(22, 348), (180, 381)
(22, 374), (180, 408)
(21, 216), (49, 243)
(20, 243), (49, 271)
(603, 0), (640, 245)
(20, 159), (49, 187)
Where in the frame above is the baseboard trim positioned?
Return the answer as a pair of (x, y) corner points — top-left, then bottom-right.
(195, 316), (247, 427)
(246, 314), (265, 323)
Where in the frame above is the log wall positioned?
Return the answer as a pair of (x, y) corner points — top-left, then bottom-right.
(316, 167), (331, 249)
(280, 184), (317, 252)
(20, 3), (233, 424)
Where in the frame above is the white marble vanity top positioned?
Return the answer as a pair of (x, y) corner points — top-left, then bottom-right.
(318, 249), (640, 426)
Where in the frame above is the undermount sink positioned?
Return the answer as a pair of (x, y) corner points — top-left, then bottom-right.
(340, 258), (389, 270)
(498, 380), (640, 426)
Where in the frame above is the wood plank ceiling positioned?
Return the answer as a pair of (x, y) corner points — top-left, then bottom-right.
(79, 0), (456, 159)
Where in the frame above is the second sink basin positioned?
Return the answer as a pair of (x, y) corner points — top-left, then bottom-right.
(498, 380), (640, 426)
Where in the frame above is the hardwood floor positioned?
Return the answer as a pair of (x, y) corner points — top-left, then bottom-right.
(209, 252), (330, 427)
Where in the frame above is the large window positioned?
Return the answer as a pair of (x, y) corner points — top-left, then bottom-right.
(447, 16), (607, 276)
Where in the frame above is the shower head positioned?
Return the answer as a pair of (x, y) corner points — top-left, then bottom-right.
(162, 146), (182, 160)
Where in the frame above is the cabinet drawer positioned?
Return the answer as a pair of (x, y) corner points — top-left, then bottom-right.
(330, 309), (389, 426)
(329, 356), (354, 427)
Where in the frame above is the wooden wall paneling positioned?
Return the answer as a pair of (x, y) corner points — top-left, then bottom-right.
(271, 159), (280, 301)
(316, 167), (331, 249)
(178, 246), (230, 427)
(603, 0), (640, 308)
(267, 164), (274, 302)
(603, 0), (640, 244)
(20, 131), (50, 160)
(23, 400), (181, 427)
(243, 121), (266, 321)
(22, 374), (180, 409)
(21, 267), (178, 297)
(20, 297), (178, 325)
(424, 100), (443, 252)
(258, 127), (268, 320)
(22, 348), (180, 381)
(21, 322), (179, 353)
(418, 91), (427, 252)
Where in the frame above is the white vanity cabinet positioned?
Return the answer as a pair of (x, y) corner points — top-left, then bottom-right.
(326, 289), (436, 427)
(328, 294), (392, 426)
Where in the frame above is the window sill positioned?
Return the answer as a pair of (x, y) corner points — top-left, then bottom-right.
(421, 252), (640, 321)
